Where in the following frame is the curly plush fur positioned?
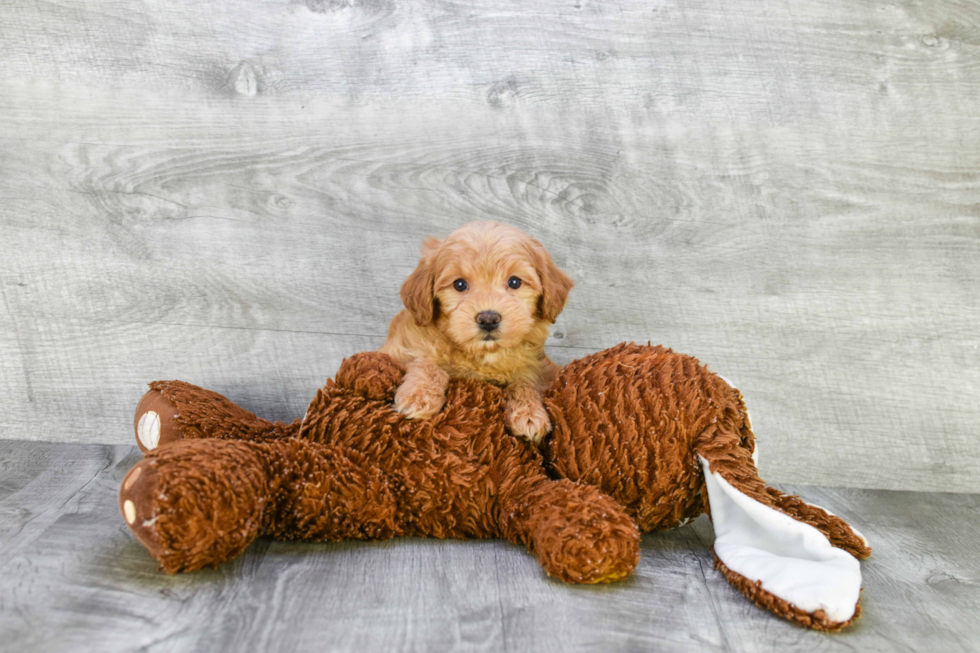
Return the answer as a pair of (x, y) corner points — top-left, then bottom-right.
(121, 343), (870, 630)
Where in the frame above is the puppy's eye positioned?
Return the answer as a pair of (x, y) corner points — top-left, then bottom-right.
(508, 276), (522, 289)
(453, 278), (468, 292)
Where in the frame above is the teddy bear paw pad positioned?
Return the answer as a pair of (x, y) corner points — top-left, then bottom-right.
(118, 461), (165, 560)
(137, 411), (161, 450)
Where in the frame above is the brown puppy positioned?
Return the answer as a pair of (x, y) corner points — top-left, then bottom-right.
(379, 221), (574, 443)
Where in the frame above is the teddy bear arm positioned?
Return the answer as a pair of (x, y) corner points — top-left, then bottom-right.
(497, 475), (640, 584)
(334, 352), (405, 402)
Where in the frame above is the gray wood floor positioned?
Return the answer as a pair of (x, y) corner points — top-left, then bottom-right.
(2, 0), (979, 494)
(1, 440), (977, 653)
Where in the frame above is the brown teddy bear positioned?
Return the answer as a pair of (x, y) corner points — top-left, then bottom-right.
(119, 343), (871, 631)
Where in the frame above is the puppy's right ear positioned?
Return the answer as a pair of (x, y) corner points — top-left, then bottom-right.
(400, 237), (441, 326)
(527, 238), (574, 324)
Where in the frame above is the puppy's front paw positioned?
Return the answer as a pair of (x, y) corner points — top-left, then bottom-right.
(394, 380), (446, 420)
(505, 397), (551, 445)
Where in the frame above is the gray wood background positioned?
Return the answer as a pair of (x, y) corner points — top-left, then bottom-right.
(1, 0), (978, 492)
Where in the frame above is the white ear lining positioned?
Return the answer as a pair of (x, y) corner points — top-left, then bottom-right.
(698, 455), (862, 624)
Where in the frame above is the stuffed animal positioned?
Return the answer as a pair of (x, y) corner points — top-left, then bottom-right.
(119, 343), (871, 631)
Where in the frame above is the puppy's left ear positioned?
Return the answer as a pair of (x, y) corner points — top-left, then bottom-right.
(529, 239), (574, 323)
(400, 237), (441, 326)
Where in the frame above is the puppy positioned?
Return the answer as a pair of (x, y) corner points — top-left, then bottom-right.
(379, 221), (574, 444)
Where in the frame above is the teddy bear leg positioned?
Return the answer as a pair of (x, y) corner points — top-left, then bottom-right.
(134, 380), (302, 453)
(120, 438), (400, 572)
(498, 476), (640, 584)
(119, 438), (274, 572)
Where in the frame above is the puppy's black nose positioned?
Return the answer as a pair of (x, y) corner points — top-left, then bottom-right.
(476, 311), (501, 332)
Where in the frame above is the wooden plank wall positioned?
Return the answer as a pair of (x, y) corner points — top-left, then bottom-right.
(0, 0), (977, 492)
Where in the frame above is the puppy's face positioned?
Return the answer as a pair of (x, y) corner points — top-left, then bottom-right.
(400, 222), (574, 354)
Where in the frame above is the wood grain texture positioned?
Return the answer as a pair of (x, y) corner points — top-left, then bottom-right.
(1, 440), (979, 652)
(1, 0), (979, 491)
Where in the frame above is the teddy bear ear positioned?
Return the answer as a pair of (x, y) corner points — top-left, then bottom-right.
(400, 237), (442, 326)
(698, 453), (869, 630)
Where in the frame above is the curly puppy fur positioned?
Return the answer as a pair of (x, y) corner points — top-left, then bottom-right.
(380, 221), (574, 443)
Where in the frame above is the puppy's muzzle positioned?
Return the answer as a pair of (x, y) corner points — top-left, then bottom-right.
(476, 311), (501, 332)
